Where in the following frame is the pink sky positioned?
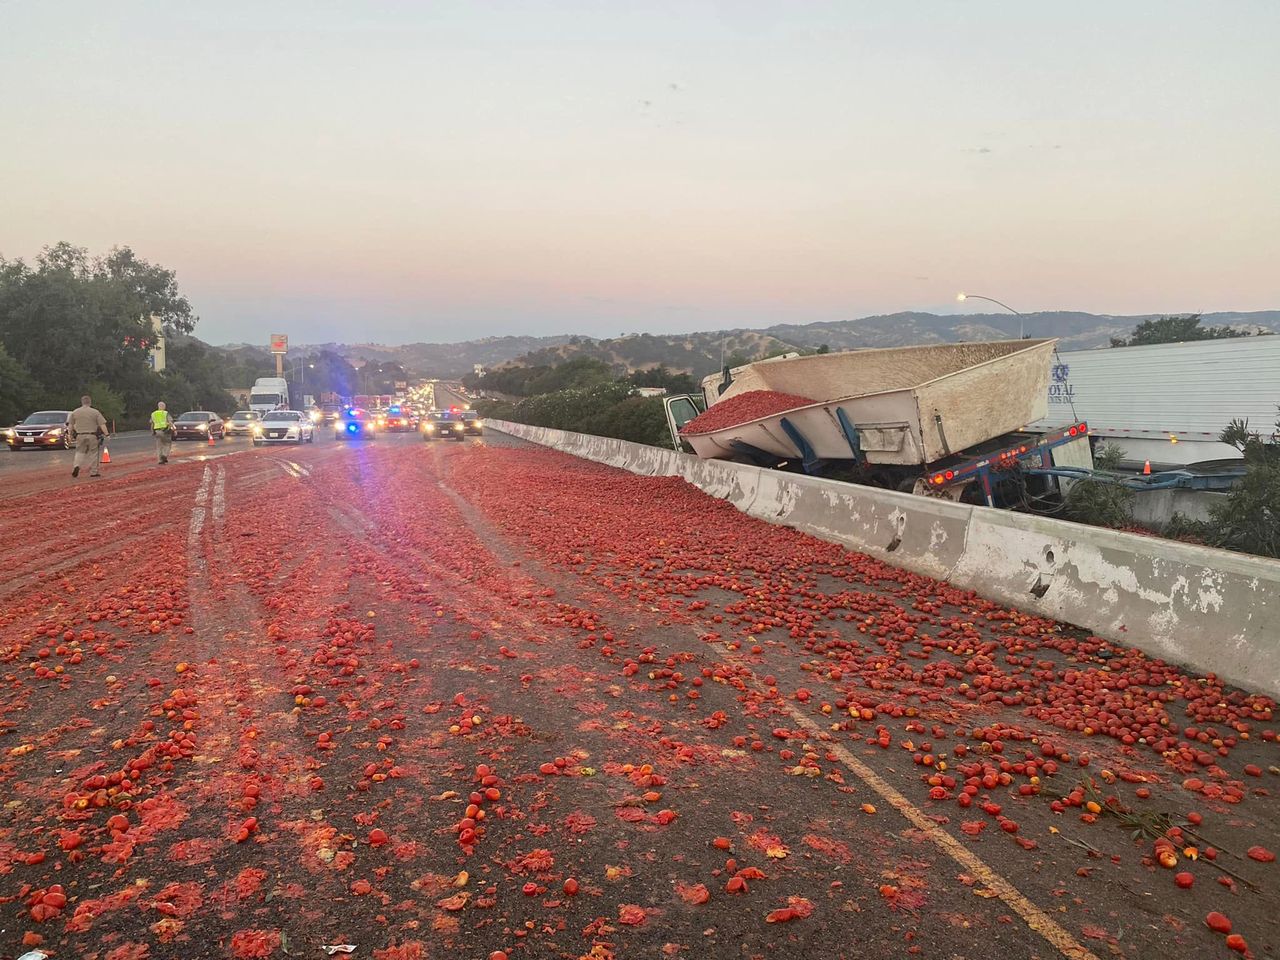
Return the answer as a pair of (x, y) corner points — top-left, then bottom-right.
(2, 2), (1277, 343)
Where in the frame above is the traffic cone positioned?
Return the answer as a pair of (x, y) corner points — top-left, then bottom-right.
(100, 446), (111, 464)
(208, 434), (215, 447)
(1142, 459), (1151, 475)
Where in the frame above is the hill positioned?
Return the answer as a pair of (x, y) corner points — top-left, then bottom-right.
(218, 310), (1280, 380)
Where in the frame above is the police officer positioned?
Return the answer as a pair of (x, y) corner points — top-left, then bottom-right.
(151, 401), (175, 464)
(68, 394), (108, 478)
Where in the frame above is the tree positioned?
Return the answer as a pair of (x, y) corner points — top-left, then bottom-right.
(0, 342), (37, 425)
(1207, 410), (1280, 557)
(1110, 314), (1249, 347)
(627, 365), (697, 394)
(0, 243), (200, 425)
(303, 350), (358, 399)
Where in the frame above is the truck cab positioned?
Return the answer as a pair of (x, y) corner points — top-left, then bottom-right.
(249, 377), (290, 417)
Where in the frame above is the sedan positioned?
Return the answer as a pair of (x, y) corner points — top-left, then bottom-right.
(6, 411), (72, 450)
(174, 411), (226, 441)
(380, 405), (418, 432)
(253, 410), (315, 445)
(224, 410), (263, 437)
(334, 408), (377, 441)
(421, 410), (465, 442)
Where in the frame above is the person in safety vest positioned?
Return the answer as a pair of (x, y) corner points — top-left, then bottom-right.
(151, 401), (175, 464)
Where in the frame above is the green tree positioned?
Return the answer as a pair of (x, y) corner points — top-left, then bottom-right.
(1110, 314), (1249, 347)
(0, 342), (37, 425)
(526, 356), (614, 394)
(0, 243), (199, 424)
(1207, 410), (1280, 557)
(82, 380), (126, 425)
(303, 350), (358, 399)
(627, 365), (697, 393)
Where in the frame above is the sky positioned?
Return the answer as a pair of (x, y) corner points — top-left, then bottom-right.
(2, 1), (1277, 346)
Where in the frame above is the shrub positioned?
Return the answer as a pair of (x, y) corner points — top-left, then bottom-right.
(1206, 410), (1280, 558)
(1063, 442), (1134, 528)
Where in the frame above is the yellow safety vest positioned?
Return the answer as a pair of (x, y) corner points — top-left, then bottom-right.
(151, 410), (171, 430)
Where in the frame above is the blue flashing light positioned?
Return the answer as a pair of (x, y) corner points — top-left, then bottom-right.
(347, 423), (358, 433)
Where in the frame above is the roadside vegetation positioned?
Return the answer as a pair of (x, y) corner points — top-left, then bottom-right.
(1161, 410), (1280, 558)
(1062, 442), (1136, 528)
(470, 357), (692, 447)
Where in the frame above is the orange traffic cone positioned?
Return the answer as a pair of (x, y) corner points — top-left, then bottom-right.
(100, 446), (111, 464)
(1142, 459), (1151, 475)
(208, 434), (215, 447)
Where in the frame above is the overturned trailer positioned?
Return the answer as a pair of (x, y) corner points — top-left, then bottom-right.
(665, 340), (1095, 507)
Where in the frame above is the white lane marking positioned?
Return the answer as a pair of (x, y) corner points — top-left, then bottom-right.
(188, 465), (212, 571)
(212, 465), (226, 524)
(195, 465), (212, 505)
(271, 459), (310, 479)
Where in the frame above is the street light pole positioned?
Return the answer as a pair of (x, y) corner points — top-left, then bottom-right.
(956, 293), (1025, 340)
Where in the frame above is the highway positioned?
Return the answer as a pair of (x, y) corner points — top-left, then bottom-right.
(0, 428), (1275, 959)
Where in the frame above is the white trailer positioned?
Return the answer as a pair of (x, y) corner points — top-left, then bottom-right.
(1029, 338), (1280, 468)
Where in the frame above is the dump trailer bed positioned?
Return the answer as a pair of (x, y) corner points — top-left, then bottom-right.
(684, 339), (1058, 467)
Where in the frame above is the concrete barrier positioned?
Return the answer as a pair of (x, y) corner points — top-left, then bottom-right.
(491, 420), (1280, 698)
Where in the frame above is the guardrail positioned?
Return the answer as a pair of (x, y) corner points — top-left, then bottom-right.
(490, 420), (1280, 698)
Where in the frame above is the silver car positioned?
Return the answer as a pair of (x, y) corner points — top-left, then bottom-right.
(252, 410), (315, 445)
(224, 410), (263, 437)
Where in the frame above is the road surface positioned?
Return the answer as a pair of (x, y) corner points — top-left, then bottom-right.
(0, 429), (1275, 960)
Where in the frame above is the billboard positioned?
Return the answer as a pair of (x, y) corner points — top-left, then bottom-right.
(270, 334), (288, 354)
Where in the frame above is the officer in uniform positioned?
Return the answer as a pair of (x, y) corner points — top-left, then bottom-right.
(68, 394), (108, 478)
(151, 401), (175, 464)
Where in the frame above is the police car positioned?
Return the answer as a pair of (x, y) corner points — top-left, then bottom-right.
(380, 404), (418, 432)
(252, 410), (315, 445)
(334, 408), (378, 441)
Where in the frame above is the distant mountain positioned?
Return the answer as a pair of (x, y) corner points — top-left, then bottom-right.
(215, 311), (1280, 379)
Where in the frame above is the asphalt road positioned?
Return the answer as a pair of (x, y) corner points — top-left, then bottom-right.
(0, 429), (1275, 960)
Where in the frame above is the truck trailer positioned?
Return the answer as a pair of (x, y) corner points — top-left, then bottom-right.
(1028, 337), (1280, 469)
(664, 340), (1094, 509)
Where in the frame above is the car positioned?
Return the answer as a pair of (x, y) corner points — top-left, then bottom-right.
(334, 408), (378, 441)
(174, 411), (226, 441)
(461, 411), (484, 435)
(253, 410), (315, 445)
(320, 402), (344, 424)
(6, 410), (72, 450)
(381, 404), (418, 432)
(421, 410), (466, 442)
(223, 410), (263, 437)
